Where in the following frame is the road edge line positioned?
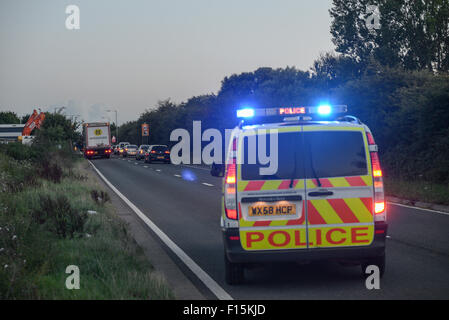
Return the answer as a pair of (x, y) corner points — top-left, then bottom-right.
(88, 160), (233, 300)
(387, 202), (449, 216)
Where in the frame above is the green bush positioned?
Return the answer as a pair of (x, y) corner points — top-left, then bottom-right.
(32, 194), (88, 238)
(0, 142), (40, 161)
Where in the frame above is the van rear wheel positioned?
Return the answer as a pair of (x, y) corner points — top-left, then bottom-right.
(224, 253), (244, 285)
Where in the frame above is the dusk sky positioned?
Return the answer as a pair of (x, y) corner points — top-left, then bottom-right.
(0, 0), (334, 124)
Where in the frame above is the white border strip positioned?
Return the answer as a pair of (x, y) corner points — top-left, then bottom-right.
(89, 161), (233, 300)
(388, 202), (449, 216)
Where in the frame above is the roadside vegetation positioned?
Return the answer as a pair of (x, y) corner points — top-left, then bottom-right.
(0, 114), (173, 299)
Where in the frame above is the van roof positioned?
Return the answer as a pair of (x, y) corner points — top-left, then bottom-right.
(240, 120), (366, 132)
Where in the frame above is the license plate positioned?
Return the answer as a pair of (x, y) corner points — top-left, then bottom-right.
(248, 203), (296, 217)
(157, 156), (164, 159)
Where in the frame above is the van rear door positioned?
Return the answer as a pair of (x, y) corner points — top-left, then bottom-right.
(303, 126), (375, 249)
(237, 127), (308, 251)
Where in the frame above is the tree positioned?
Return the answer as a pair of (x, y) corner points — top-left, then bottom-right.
(330, 0), (449, 72)
(0, 111), (20, 124)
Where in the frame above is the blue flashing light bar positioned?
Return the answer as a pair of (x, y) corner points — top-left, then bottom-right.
(236, 105), (347, 118)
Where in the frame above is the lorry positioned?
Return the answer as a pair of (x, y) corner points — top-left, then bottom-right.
(83, 122), (112, 159)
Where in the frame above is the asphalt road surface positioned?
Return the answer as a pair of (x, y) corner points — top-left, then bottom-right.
(91, 155), (449, 300)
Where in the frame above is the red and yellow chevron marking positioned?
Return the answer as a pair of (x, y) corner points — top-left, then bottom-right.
(238, 179), (305, 192)
(307, 197), (373, 225)
(306, 176), (372, 188)
(239, 202), (305, 227)
(237, 176), (372, 192)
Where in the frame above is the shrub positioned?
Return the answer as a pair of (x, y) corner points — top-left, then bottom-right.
(32, 195), (88, 238)
(90, 189), (110, 206)
(38, 159), (63, 183)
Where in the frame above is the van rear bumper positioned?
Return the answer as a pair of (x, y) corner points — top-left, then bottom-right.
(223, 223), (387, 264)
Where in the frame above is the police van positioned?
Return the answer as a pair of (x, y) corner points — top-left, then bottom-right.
(212, 105), (387, 285)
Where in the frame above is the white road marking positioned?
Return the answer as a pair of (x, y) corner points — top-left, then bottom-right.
(156, 169), (161, 172)
(144, 166), (148, 168)
(88, 161), (233, 300)
(202, 183), (214, 187)
(388, 202), (449, 216)
(177, 164), (210, 171)
(386, 235), (391, 239)
(174, 174), (181, 177)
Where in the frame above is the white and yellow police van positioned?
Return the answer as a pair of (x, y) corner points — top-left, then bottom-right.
(212, 105), (387, 285)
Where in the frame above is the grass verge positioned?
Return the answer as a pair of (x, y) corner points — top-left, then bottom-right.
(384, 177), (449, 206)
(0, 152), (173, 299)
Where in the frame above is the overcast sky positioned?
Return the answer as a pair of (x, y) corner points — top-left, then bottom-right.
(0, 0), (334, 124)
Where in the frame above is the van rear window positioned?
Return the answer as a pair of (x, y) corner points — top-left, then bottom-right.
(305, 131), (367, 178)
(240, 130), (367, 180)
(241, 132), (305, 181)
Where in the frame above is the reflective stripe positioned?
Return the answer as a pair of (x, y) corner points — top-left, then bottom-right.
(307, 198), (373, 225)
(238, 179), (305, 192)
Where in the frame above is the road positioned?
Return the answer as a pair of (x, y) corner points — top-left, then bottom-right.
(91, 156), (449, 299)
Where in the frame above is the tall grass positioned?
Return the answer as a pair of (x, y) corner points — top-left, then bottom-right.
(0, 154), (173, 299)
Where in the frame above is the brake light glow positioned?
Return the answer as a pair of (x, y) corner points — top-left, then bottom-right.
(375, 202), (385, 214)
(225, 163), (236, 184)
(151, 150), (156, 154)
(165, 151), (170, 154)
(226, 209), (237, 220)
(224, 138), (238, 220)
(373, 170), (382, 177)
(370, 148), (386, 221)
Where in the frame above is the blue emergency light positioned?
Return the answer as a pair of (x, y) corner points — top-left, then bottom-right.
(317, 104), (332, 115)
(236, 108), (255, 118)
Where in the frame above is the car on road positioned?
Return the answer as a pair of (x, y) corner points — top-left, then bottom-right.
(113, 145), (120, 155)
(212, 105), (387, 285)
(123, 144), (138, 157)
(144, 145), (171, 163)
(136, 145), (150, 160)
(118, 142), (130, 155)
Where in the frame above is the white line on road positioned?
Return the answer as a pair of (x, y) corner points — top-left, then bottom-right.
(202, 183), (214, 187)
(174, 174), (181, 177)
(144, 166), (148, 168)
(156, 169), (161, 172)
(88, 161), (233, 300)
(177, 164), (210, 171)
(388, 202), (449, 216)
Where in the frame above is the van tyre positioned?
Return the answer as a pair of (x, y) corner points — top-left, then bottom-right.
(224, 253), (244, 285)
(361, 253), (385, 278)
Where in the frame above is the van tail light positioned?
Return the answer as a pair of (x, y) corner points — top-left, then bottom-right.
(366, 131), (376, 145)
(164, 151), (170, 154)
(151, 150), (156, 154)
(370, 150), (386, 221)
(224, 138), (238, 220)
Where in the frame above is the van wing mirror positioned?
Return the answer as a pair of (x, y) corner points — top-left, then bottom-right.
(211, 163), (225, 177)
